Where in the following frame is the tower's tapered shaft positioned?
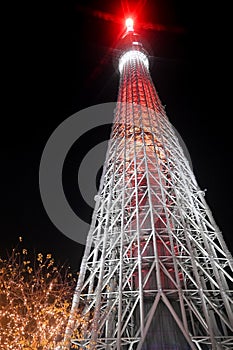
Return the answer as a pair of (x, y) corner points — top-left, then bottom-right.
(63, 19), (233, 350)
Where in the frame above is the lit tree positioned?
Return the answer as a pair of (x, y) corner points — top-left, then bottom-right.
(0, 238), (82, 349)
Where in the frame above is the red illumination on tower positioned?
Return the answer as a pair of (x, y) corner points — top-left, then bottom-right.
(63, 16), (233, 350)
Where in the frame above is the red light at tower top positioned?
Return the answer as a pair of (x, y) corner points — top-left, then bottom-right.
(125, 17), (134, 31)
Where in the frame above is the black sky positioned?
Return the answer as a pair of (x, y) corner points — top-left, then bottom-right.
(2, 0), (232, 271)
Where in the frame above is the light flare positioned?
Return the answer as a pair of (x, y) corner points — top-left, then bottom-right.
(125, 17), (134, 31)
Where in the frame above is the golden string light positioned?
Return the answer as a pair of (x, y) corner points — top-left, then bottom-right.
(0, 238), (84, 349)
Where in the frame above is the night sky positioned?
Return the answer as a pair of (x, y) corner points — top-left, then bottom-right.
(2, 0), (232, 272)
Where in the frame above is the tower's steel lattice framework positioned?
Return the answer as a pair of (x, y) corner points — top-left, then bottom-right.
(64, 20), (233, 350)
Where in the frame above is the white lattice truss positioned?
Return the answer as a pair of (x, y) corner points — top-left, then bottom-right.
(63, 48), (233, 350)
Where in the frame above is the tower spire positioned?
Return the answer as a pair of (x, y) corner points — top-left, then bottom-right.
(63, 16), (233, 350)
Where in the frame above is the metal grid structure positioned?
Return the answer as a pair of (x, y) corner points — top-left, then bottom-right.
(63, 23), (233, 350)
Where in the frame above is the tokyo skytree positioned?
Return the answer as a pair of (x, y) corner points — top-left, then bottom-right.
(63, 18), (233, 350)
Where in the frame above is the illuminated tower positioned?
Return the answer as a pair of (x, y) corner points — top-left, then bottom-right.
(63, 18), (233, 350)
